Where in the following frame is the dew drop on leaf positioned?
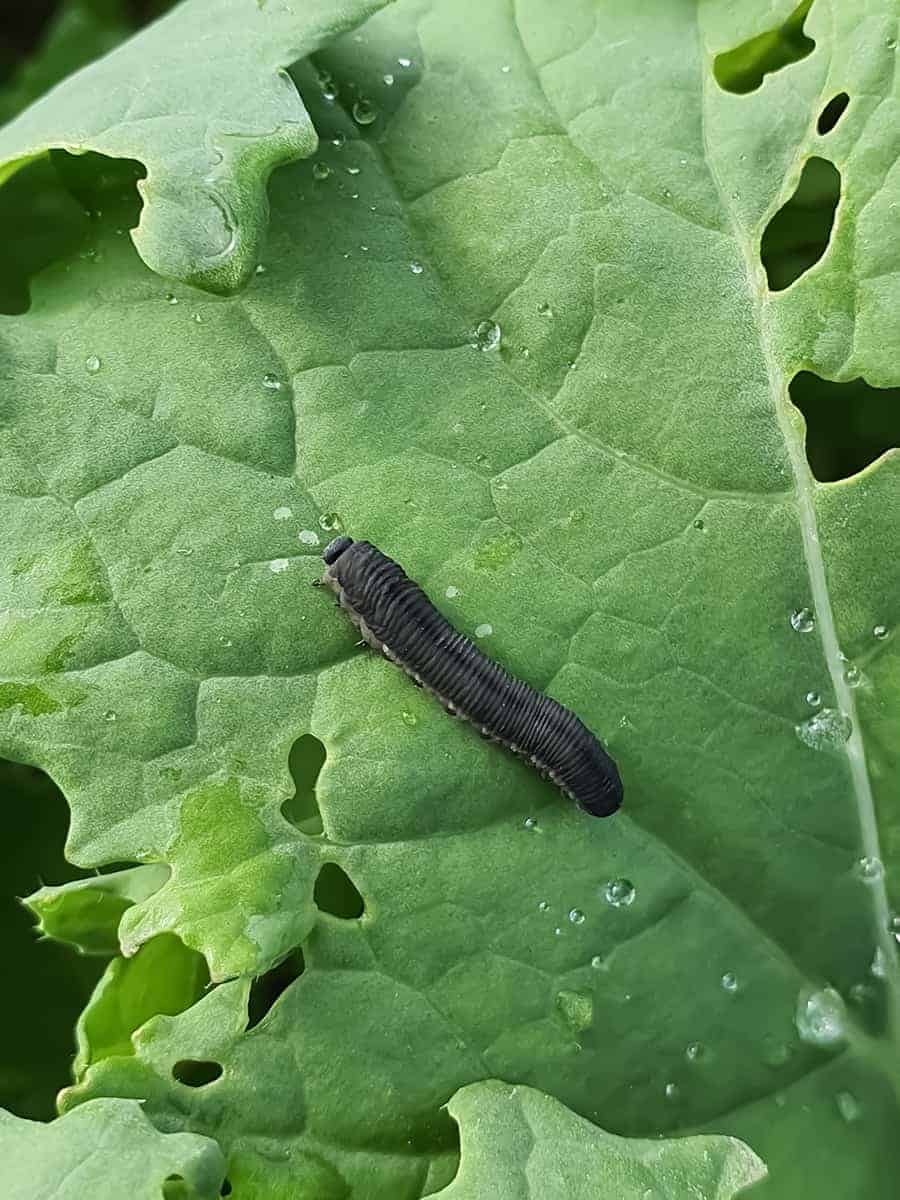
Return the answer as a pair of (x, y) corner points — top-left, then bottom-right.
(262, 372), (282, 390)
(398, 56), (413, 68)
(568, 908), (585, 925)
(312, 162), (332, 181)
(523, 816), (538, 831)
(474, 623), (493, 638)
(383, 73), (395, 85)
(85, 354), (101, 373)
(537, 301), (553, 317)
(721, 971), (739, 993)
(298, 530), (320, 546)
(165, 292), (178, 304)
(590, 955), (604, 969)
(805, 691), (821, 707)
(685, 1041), (706, 1062)
(352, 98), (378, 125)
(795, 987), (847, 1047)
(445, 585), (460, 599)
(856, 855), (883, 883)
(790, 607), (815, 633)
(409, 261), (424, 274)
(400, 710), (417, 727)
(269, 558), (290, 573)
(273, 506), (292, 521)
(664, 1082), (679, 1101)
(472, 320), (501, 351)
(795, 708), (852, 750)
(537, 900), (549, 912)
(318, 512), (344, 532)
(604, 878), (635, 908)
(873, 624), (888, 640)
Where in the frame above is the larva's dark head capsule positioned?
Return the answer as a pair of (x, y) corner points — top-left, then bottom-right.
(323, 535), (354, 565)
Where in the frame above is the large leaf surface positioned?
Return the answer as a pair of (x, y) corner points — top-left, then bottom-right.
(0, 1097), (225, 1199)
(1, 0), (899, 1196)
(433, 1081), (766, 1199)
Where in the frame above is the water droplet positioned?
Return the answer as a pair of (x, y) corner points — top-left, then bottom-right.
(398, 56), (413, 68)
(692, 517), (705, 531)
(332, 133), (346, 149)
(554, 926), (562, 936)
(270, 558), (290, 573)
(312, 162), (332, 181)
(472, 319), (501, 351)
(889, 915), (900, 944)
(537, 301), (553, 318)
(409, 261), (424, 274)
(346, 166), (361, 177)
(685, 1042), (706, 1063)
(721, 971), (739, 993)
(175, 545), (194, 557)
(523, 816), (538, 831)
(555, 989), (593, 1032)
(664, 1082), (679, 1101)
(790, 607), (815, 633)
(103, 710), (117, 722)
(445, 585), (460, 599)
(298, 529), (320, 546)
(870, 946), (887, 978)
(795, 708), (852, 750)
(568, 908), (585, 925)
(679, 157), (688, 166)
(843, 660), (862, 687)
(165, 292), (178, 305)
(604, 878), (635, 908)
(383, 73), (395, 85)
(538, 900), (550, 912)
(262, 372), (282, 390)
(835, 1090), (861, 1123)
(192, 312), (203, 323)
(662, 187), (672, 198)
(795, 987), (847, 1047)
(856, 855), (883, 883)
(873, 624), (888, 640)
(590, 955), (604, 969)
(319, 512), (344, 533)
(255, 263), (267, 275)
(321, 85), (338, 102)
(501, 64), (511, 73)
(85, 354), (101, 373)
(400, 710), (417, 727)
(805, 691), (821, 707)
(474, 623), (493, 638)
(273, 506), (293, 521)
(352, 98), (378, 126)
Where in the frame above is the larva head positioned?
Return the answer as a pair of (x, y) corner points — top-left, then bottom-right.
(323, 535), (354, 565)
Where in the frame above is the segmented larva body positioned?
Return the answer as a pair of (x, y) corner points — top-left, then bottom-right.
(321, 536), (622, 818)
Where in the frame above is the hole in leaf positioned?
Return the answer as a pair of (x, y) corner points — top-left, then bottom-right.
(220, 1180), (233, 1197)
(171, 1059), (223, 1087)
(246, 948), (305, 1029)
(713, 0), (814, 94)
(761, 157), (840, 291)
(817, 92), (849, 134)
(162, 1177), (190, 1200)
(281, 734), (326, 835)
(314, 862), (364, 919)
(790, 372), (900, 481)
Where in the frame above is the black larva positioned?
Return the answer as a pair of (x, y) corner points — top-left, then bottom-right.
(321, 536), (622, 818)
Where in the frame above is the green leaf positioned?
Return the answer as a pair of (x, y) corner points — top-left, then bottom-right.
(27, 864), (170, 954)
(434, 1081), (766, 1199)
(0, 0), (393, 292)
(0, 1097), (225, 1199)
(73, 932), (208, 1078)
(1, 0), (899, 1197)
